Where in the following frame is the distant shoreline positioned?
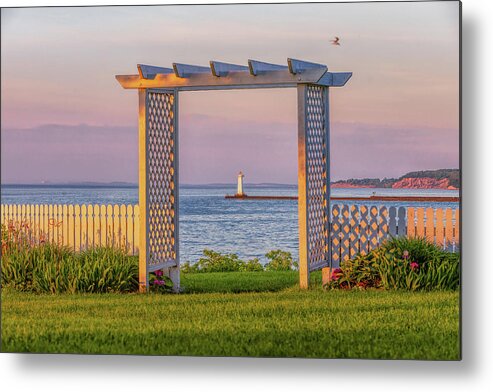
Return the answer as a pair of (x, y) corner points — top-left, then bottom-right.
(1, 183), (139, 189)
(1, 183), (460, 191)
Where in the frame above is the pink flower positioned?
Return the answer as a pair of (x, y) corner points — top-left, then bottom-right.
(331, 268), (343, 280)
(153, 279), (165, 286)
(403, 250), (409, 260)
(155, 270), (164, 277)
(410, 262), (419, 270)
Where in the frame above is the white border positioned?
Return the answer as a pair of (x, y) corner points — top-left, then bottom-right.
(2, 1), (492, 391)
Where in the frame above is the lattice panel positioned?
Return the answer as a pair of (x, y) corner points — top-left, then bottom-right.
(329, 205), (412, 266)
(378, 206), (389, 243)
(369, 206), (379, 249)
(146, 91), (177, 267)
(330, 205), (341, 266)
(349, 205), (360, 257)
(305, 85), (329, 271)
(340, 205), (350, 262)
(359, 205), (369, 255)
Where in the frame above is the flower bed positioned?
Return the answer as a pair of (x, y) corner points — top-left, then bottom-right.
(325, 237), (460, 291)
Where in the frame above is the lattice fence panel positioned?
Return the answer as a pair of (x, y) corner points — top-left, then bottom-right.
(368, 206), (379, 249)
(305, 85), (330, 271)
(340, 205), (350, 263)
(359, 205), (369, 255)
(330, 205), (341, 267)
(378, 206), (389, 244)
(146, 91), (177, 268)
(349, 205), (360, 258)
(329, 204), (407, 266)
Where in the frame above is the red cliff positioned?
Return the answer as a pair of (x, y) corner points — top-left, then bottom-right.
(391, 177), (458, 190)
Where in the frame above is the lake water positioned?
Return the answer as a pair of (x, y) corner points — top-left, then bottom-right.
(1, 184), (459, 264)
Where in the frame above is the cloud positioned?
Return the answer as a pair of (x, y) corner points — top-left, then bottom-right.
(330, 122), (459, 180)
(1, 124), (137, 184)
(1, 118), (459, 184)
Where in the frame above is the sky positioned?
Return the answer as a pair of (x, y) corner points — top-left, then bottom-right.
(1, 1), (460, 184)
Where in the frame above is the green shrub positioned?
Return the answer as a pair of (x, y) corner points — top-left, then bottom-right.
(193, 249), (244, 272)
(325, 237), (460, 291)
(184, 249), (264, 273)
(239, 258), (264, 272)
(180, 250), (298, 273)
(264, 250), (298, 271)
(180, 261), (198, 274)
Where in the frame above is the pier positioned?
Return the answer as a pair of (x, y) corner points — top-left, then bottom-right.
(225, 194), (297, 200)
(225, 174), (459, 202)
(225, 195), (459, 202)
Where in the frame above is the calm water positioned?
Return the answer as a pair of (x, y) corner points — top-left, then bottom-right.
(1, 184), (459, 264)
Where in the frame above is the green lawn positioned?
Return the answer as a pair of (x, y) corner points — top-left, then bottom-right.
(1, 272), (460, 359)
(181, 270), (321, 293)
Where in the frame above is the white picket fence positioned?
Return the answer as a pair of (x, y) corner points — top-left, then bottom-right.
(1, 204), (459, 265)
(0, 204), (140, 254)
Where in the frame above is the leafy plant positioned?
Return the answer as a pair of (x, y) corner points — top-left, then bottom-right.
(325, 237), (460, 291)
(180, 261), (197, 274)
(2, 220), (37, 255)
(193, 249), (244, 272)
(1, 221), (138, 294)
(239, 258), (264, 272)
(149, 270), (174, 293)
(264, 250), (298, 271)
(180, 249), (298, 273)
(2, 244), (139, 294)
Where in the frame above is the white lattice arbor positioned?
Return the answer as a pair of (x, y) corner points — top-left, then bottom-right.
(116, 58), (351, 291)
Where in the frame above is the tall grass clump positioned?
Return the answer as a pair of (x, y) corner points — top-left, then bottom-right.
(2, 245), (139, 294)
(1, 222), (139, 294)
(326, 237), (460, 291)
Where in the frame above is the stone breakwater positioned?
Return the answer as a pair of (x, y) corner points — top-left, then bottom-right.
(225, 195), (460, 202)
(331, 183), (375, 189)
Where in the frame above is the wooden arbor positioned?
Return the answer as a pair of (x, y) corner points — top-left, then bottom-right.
(116, 58), (352, 291)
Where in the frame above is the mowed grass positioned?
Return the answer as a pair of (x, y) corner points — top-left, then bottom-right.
(180, 270), (321, 293)
(1, 272), (460, 359)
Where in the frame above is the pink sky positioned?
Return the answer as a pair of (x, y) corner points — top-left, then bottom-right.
(1, 2), (460, 184)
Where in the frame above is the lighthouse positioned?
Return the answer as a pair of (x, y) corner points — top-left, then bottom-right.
(236, 171), (245, 197)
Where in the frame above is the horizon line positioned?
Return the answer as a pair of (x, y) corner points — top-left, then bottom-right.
(0, 182), (299, 187)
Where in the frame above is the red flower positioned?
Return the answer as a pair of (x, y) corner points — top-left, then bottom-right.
(410, 262), (419, 270)
(331, 268), (343, 280)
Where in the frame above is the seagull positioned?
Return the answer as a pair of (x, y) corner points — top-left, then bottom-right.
(331, 36), (341, 46)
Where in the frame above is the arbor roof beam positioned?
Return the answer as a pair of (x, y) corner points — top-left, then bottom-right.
(116, 58), (351, 90)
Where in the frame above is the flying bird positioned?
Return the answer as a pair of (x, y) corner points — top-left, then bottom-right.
(331, 36), (341, 46)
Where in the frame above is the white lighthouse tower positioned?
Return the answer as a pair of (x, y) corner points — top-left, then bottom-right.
(236, 171), (245, 197)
